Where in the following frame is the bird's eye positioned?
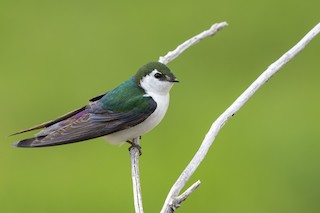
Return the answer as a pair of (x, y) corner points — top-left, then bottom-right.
(154, 73), (162, 78)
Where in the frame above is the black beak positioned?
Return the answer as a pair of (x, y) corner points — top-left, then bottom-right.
(164, 75), (179, 83)
(170, 78), (180, 83)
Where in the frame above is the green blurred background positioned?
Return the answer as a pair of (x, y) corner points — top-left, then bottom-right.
(1, 0), (320, 212)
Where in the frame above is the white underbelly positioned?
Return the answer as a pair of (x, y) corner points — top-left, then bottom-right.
(104, 93), (170, 144)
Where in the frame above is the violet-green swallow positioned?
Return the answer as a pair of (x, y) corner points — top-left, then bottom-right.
(12, 62), (179, 148)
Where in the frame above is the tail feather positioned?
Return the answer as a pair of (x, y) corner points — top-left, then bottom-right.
(13, 137), (61, 147)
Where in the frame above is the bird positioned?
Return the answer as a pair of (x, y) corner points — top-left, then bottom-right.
(12, 61), (179, 150)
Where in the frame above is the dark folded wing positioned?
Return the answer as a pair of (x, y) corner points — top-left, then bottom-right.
(14, 97), (157, 147)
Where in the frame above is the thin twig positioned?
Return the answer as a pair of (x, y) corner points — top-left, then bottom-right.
(170, 180), (201, 211)
(130, 137), (144, 213)
(160, 23), (320, 213)
(159, 22), (228, 65)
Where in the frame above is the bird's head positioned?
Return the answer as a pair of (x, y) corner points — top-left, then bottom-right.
(136, 62), (179, 95)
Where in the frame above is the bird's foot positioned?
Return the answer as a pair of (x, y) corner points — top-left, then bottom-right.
(126, 136), (142, 143)
(127, 140), (142, 156)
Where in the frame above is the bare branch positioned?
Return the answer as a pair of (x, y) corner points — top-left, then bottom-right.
(159, 22), (228, 65)
(160, 23), (320, 213)
(130, 137), (144, 213)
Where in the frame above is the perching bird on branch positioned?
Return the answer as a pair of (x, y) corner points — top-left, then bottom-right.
(12, 62), (179, 148)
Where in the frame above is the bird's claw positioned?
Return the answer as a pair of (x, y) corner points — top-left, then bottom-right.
(128, 142), (142, 156)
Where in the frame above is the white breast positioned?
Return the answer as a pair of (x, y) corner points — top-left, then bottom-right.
(104, 69), (174, 144)
(104, 93), (170, 144)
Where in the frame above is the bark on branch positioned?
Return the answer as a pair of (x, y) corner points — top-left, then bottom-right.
(130, 137), (143, 213)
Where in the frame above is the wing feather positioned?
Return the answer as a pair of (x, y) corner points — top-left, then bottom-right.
(14, 97), (157, 147)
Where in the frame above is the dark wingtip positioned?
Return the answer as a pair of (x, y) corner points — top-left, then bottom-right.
(12, 137), (40, 148)
(10, 124), (47, 137)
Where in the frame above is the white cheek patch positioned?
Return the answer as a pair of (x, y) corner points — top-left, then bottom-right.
(140, 69), (174, 95)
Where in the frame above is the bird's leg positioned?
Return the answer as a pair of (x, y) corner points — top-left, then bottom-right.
(127, 137), (142, 156)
